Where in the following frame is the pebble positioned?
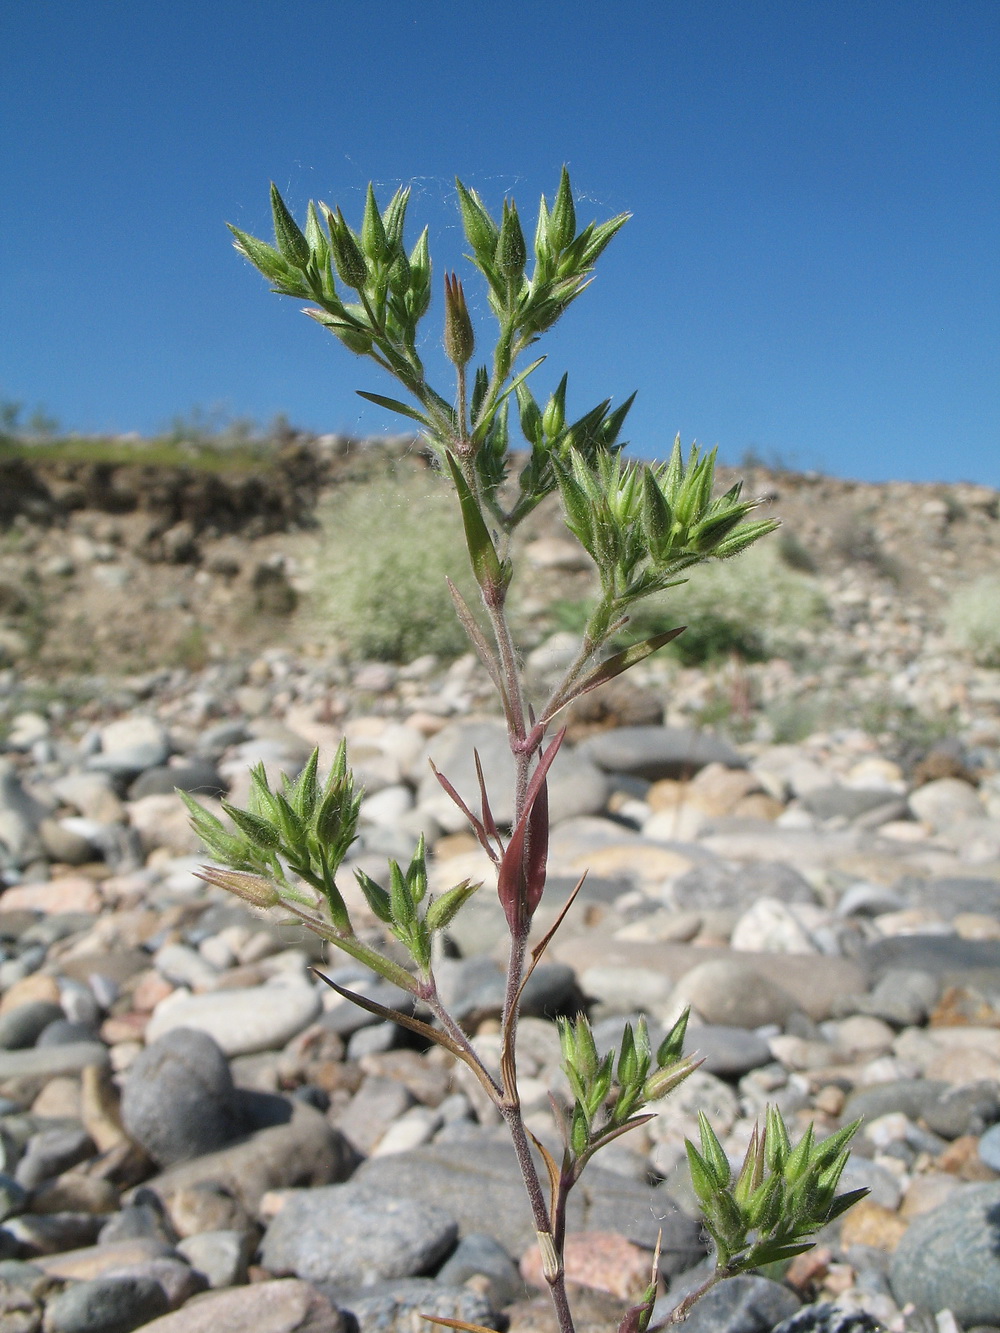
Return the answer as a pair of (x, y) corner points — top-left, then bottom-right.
(120, 1029), (246, 1167)
(42, 1274), (170, 1333)
(260, 1182), (457, 1285)
(144, 984), (320, 1056)
(890, 1182), (1000, 1326)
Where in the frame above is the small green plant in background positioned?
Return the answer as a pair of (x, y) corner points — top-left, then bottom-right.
(185, 169), (865, 1333)
(946, 575), (1000, 667)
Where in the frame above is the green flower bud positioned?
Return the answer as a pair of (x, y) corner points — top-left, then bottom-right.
(548, 167), (576, 252)
(496, 200), (527, 282)
(443, 272), (475, 367)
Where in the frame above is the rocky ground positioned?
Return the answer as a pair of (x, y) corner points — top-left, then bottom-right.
(0, 439), (998, 1333)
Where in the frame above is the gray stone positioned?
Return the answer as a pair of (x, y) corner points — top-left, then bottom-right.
(0, 1172), (28, 1221)
(15, 1126), (94, 1189)
(671, 861), (818, 912)
(852, 969), (940, 1026)
(98, 1196), (178, 1247)
(144, 984), (321, 1056)
(801, 786), (904, 822)
(686, 1025), (774, 1078)
(580, 726), (746, 780)
(771, 1304), (883, 1333)
(843, 1079), (950, 1128)
(352, 1136), (703, 1268)
(88, 742), (172, 781)
(978, 1121), (1000, 1171)
(836, 1155), (903, 1211)
(0, 759), (49, 868)
(94, 1257), (204, 1310)
(911, 876), (1000, 920)
(0, 1002), (64, 1050)
(129, 760), (226, 800)
(435, 1232), (524, 1308)
(42, 1275), (170, 1333)
(335, 1279), (497, 1333)
(890, 1182), (1000, 1325)
(662, 1274), (800, 1332)
(417, 721), (515, 831)
(121, 1028), (245, 1168)
(863, 935), (1000, 989)
(175, 1229), (253, 1288)
(36, 1020), (99, 1048)
(835, 882), (907, 918)
(142, 1100), (354, 1214)
(260, 1182), (457, 1285)
(4, 1211), (104, 1253)
(670, 960), (801, 1029)
(335, 1077), (414, 1156)
(924, 1081), (1000, 1139)
(0, 1043), (108, 1094)
(908, 777), (984, 829)
(452, 963), (580, 1027)
(128, 1279), (342, 1333)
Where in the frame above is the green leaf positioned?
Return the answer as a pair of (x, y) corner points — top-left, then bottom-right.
(227, 225), (293, 282)
(685, 1140), (719, 1205)
(425, 879), (480, 933)
(571, 1102), (590, 1157)
(568, 628), (685, 703)
(270, 183), (310, 268)
(220, 801), (281, 851)
(355, 391), (430, 427)
(657, 1007), (691, 1065)
(445, 452), (505, 593)
(698, 1111), (731, 1188)
(388, 859), (415, 926)
(823, 1187), (870, 1223)
(354, 868), (393, 924)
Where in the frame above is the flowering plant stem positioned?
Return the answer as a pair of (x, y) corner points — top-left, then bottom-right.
(183, 170), (867, 1333)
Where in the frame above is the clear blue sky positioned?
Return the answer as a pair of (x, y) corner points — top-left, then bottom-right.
(2, 0), (997, 483)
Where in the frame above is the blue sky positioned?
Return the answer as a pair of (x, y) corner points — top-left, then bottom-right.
(1, 0), (997, 483)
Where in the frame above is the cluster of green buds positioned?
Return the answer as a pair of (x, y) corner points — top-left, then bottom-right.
(354, 838), (478, 975)
(229, 183), (452, 428)
(180, 743), (360, 929)
(686, 1107), (869, 1275)
(554, 435), (780, 642)
(558, 1010), (697, 1167)
(182, 746), (478, 995)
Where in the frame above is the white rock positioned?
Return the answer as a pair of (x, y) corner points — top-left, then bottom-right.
(360, 784), (415, 826)
(908, 777), (984, 831)
(730, 897), (823, 954)
(145, 983), (321, 1055)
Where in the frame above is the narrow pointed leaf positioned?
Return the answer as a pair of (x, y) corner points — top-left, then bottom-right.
(355, 391), (430, 427)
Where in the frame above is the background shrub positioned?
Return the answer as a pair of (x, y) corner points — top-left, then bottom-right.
(946, 575), (1000, 666)
(615, 543), (827, 666)
(312, 465), (478, 662)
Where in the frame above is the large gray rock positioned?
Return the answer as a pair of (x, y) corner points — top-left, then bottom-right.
(580, 726), (746, 780)
(862, 935), (1000, 990)
(261, 1182), (457, 1285)
(352, 1136), (703, 1270)
(671, 860), (817, 912)
(42, 1275), (170, 1333)
(335, 1279), (498, 1333)
(772, 1304), (883, 1333)
(0, 1001), (64, 1050)
(121, 1028), (245, 1167)
(134, 1279), (343, 1333)
(0, 757), (50, 868)
(890, 1181), (1000, 1326)
(142, 1100), (354, 1214)
(144, 983), (321, 1056)
(659, 1274), (800, 1332)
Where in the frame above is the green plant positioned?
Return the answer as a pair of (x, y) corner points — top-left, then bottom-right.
(312, 465), (479, 661)
(614, 544), (826, 666)
(186, 170), (864, 1333)
(946, 575), (1000, 667)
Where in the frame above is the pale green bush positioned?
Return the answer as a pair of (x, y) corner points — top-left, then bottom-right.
(946, 575), (1000, 666)
(619, 542), (827, 664)
(313, 466), (478, 662)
